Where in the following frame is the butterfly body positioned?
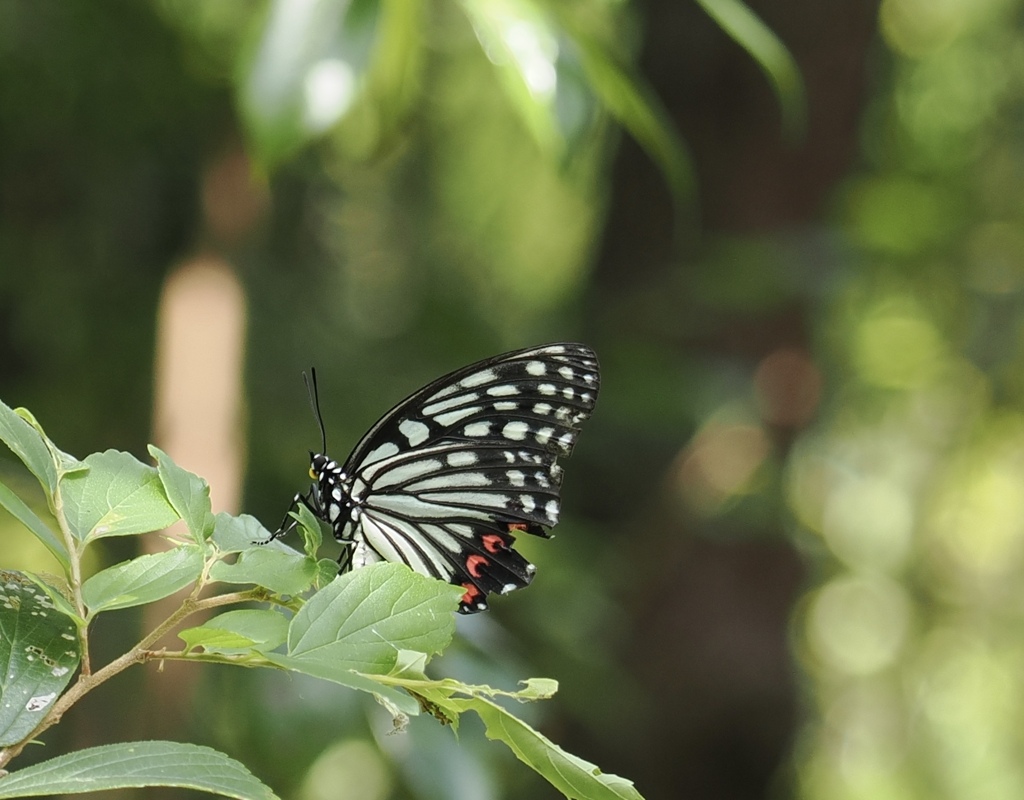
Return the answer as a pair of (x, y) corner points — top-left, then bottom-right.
(275, 343), (600, 613)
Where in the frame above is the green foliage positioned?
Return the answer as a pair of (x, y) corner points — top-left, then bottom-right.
(0, 402), (644, 800)
(60, 450), (178, 543)
(0, 742), (276, 800)
(0, 573), (80, 747)
(693, 0), (806, 139)
(234, 0), (799, 203)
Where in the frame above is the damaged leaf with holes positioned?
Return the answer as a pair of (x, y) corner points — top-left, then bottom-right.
(0, 571), (80, 746)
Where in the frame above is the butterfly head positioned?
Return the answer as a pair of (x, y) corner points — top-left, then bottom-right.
(310, 452), (330, 480)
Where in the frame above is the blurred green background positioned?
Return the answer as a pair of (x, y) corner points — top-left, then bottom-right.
(3, 0), (1023, 798)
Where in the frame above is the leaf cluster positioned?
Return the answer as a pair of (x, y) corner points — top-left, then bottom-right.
(234, 0), (804, 203)
(0, 399), (643, 800)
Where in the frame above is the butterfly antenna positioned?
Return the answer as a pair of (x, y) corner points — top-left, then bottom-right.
(304, 368), (327, 454)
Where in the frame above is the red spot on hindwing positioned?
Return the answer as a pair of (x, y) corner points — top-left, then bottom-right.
(508, 523), (528, 533)
(460, 582), (481, 605)
(481, 534), (506, 553)
(466, 554), (489, 578)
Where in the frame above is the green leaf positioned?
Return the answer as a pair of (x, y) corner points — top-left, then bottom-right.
(515, 676), (558, 700)
(0, 571), (80, 747)
(21, 573), (82, 626)
(452, 694), (646, 800)
(287, 563), (462, 673)
(82, 546), (205, 615)
(0, 402), (63, 499)
(264, 652), (420, 716)
(459, 0), (560, 154)
(356, 672), (641, 797)
(14, 409), (87, 480)
(209, 547), (318, 596)
(238, 0), (377, 168)
(0, 741), (279, 799)
(211, 512), (278, 554)
(360, 0), (425, 144)
(694, 0), (806, 139)
(179, 609), (289, 655)
(148, 446), (215, 542)
(571, 35), (694, 205)
(292, 502), (323, 557)
(314, 557), (340, 589)
(0, 479), (68, 570)
(59, 451), (179, 542)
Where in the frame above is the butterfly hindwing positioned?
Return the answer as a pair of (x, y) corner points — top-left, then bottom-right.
(304, 343), (600, 613)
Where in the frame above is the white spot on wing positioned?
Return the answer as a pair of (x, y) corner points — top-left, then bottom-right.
(447, 451), (479, 467)
(464, 421), (491, 437)
(503, 421), (529, 440)
(407, 473), (492, 491)
(558, 366), (574, 379)
(494, 401), (518, 411)
(423, 393), (479, 415)
(538, 383), (557, 396)
(488, 384), (519, 396)
(521, 495), (536, 512)
(372, 458), (443, 489)
(421, 491), (509, 508)
(435, 406), (482, 426)
(420, 524), (462, 553)
(526, 361), (546, 376)
(536, 427), (555, 445)
(533, 403), (552, 416)
(364, 442), (400, 463)
(545, 499), (559, 523)
(399, 419), (430, 446)
(507, 470), (526, 487)
(460, 369), (497, 389)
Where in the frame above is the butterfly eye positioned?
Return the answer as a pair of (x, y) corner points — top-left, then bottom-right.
(309, 467), (317, 480)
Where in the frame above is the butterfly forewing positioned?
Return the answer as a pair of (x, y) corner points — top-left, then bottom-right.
(313, 343), (600, 613)
(348, 344), (599, 467)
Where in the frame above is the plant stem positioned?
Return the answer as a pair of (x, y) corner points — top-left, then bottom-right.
(0, 589), (261, 770)
(49, 470), (90, 675)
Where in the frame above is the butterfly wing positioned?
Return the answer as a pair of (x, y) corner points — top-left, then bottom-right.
(337, 343), (600, 612)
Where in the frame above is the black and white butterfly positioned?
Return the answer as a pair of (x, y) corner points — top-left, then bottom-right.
(268, 343), (600, 613)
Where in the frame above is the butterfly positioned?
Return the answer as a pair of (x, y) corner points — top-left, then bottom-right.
(268, 343), (600, 613)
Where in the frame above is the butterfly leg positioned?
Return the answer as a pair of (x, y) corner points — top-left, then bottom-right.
(256, 488), (317, 544)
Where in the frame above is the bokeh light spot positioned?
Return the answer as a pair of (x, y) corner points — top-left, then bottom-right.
(299, 738), (392, 800)
(847, 177), (954, 255)
(808, 574), (911, 675)
(823, 478), (914, 572)
(853, 303), (944, 389)
(303, 58), (356, 133)
(754, 347), (822, 428)
(928, 425), (1024, 578)
(880, 0), (977, 57)
(675, 412), (770, 515)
